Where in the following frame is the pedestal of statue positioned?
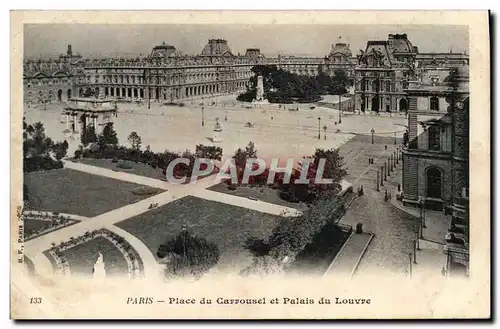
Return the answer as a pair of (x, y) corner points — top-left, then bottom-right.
(213, 119), (223, 143)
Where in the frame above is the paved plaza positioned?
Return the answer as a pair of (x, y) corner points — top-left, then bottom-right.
(23, 95), (441, 281)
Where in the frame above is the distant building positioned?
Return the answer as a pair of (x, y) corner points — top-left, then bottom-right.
(354, 33), (468, 113)
(23, 45), (84, 106)
(401, 61), (469, 276)
(23, 34), (468, 107)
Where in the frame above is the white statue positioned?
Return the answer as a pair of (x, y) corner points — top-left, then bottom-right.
(92, 252), (106, 281)
(212, 117), (223, 143)
(253, 75), (269, 104)
(256, 75), (264, 101)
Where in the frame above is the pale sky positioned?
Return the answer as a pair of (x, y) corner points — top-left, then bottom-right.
(24, 24), (469, 59)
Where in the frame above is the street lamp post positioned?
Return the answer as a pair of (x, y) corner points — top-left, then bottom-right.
(419, 199), (425, 238)
(323, 125), (327, 140)
(394, 131), (397, 145)
(318, 117), (321, 140)
(371, 128), (375, 144)
(380, 166), (384, 186)
(338, 89), (342, 124)
(413, 240), (418, 264)
(376, 171), (380, 191)
(202, 107), (205, 127)
(408, 253), (413, 278)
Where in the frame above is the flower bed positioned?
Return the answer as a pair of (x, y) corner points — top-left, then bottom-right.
(23, 211), (80, 241)
(46, 229), (145, 279)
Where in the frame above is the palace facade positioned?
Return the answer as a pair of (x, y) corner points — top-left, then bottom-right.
(23, 34), (468, 108)
(401, 62), (469, 276)
(354, 33), (469, 113)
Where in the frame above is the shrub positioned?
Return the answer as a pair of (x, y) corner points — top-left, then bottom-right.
(132, 186), (159, 196)
(117, 161), (133, 170)
(157, 229), (220, 279)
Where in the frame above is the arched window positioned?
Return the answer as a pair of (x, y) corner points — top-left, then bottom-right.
(371, 80), (379, 92)
(428, 125), (441, 151)
(426, 167), (442, 199)
(385, 81), (391, 92)
(430, 96), (440, 111)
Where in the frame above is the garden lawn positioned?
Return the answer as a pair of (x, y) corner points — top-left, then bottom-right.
(61, 237), (129, 278)
(76, 158), (165, 180)
(24, 218), (53, 233)
(24, 168), (164, 217)
(116, 195), (282, 273)
(208, 183), (309, 212)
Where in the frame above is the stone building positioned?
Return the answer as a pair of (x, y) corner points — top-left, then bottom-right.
(23, 39), (359, 106)
(353, 33), (469, 113)
(23, 34), (468, 107)
(401, 62), (469, 276)
(23, 45), (84, 106)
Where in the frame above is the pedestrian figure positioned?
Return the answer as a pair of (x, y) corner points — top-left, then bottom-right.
(271, 116), (273, 120)
(225, 116), (228, 122)
(385, 145), (388, 150)
(441, 267), (447, 276)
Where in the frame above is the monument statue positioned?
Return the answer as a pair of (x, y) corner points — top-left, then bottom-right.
(92, 252), (106, 281)
(253, 75), (269, 104)
(212, 117), (223, 143)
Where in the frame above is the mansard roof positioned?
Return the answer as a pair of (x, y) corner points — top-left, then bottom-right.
(200, 39), (233, 57)
(150, 42), (178, 58)
(390, 33), (415, 53)
(329, 42), (352, 57)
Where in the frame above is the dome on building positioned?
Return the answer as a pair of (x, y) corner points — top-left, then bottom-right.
(329, 42), (352, 57)
(200, 39), (233, 56)
(389, 34), (415, 53)
(150, 42), (178, 58)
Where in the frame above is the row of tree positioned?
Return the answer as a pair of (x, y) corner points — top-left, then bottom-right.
(237, 65), (352, 104)
(223, 141), (348, 203)
(77, 123), (223, 180)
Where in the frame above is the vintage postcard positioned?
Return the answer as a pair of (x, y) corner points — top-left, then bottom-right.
(10, 10), (490, 319)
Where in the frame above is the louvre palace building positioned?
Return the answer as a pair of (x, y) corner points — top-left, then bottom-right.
(23, 34), (468, 110)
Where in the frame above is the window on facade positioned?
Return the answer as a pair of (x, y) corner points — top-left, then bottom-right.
(426, 167), (442, 199)
(402, 81), (409, 90)
(430, 96), (440, 111)
(385, 81), (391, 92)
(428, 125), (441, 151)
(371, 80), (378, 92)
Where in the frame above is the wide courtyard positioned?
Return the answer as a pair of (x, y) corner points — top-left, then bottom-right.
(24, 94), (408, 160)
(22, 94), (426, 281)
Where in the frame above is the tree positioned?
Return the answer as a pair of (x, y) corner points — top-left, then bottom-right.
(279, 148), (347, 203)
(97, 123), (118, 148)
(81, 125), (97, 147)
(156, 228), (220, 278)
(52, 140), (69, 160)
(23, 118), (64, 172)
(195, 144), (223, 161)
(240, 236), (283, 277)
(332, 69), (350, 93)
(268, 197), (345, 261)
(127, 131), (142, 151)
